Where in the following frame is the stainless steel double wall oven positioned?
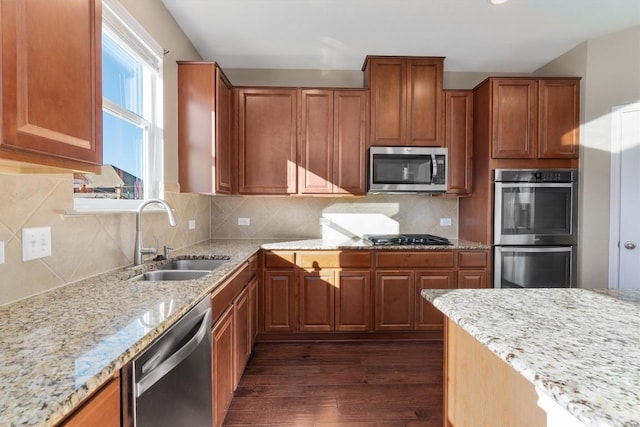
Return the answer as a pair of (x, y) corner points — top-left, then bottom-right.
(493, 169), (578, 288)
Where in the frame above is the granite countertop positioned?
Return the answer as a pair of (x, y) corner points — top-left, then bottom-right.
(0, 237), (490, 426)
(261, 237), (490, 251)
(421, 288), (640, 427)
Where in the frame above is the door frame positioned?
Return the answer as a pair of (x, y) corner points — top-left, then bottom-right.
(608, 102), (640, 288)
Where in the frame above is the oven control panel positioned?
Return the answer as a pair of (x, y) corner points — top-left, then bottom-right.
(494, 169), (577, 183)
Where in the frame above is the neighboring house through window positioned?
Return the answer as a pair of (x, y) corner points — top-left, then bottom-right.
(73, 0), (164, 211)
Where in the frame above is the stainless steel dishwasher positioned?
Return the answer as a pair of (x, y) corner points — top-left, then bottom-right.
(131, 297), (213, 427)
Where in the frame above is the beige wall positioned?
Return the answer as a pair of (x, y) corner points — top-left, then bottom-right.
(535, 26), (640, 288)
(0, 0), (207, 306)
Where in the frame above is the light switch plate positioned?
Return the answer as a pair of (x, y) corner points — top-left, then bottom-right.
(188, 219), (196, 230)
(0, 241), (4, 265)
(22, 227), (52, 261)
(238, 217), (250, 226)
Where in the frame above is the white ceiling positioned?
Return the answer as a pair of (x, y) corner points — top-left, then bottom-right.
(161, 0), (640, 72)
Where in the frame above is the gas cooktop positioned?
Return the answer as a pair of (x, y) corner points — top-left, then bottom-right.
(364, 234), (452, 246)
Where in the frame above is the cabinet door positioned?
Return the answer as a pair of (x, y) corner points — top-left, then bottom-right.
(336, 270), (372, 332)
(299, 90), (334, 194)
(212, 307), (234, 427)
(457, 270), (489, 289)
(215, 68), (233, 193)
(537, 79), (580, 159)
(238, 88), (297, 194)
(415, 270), (454, 330)
(249, 276), (258, 347)
(334, 90), (368, 194)
(406, 58), (444, 147)
(491, 79), (537, 159)
(233, 285), (251, 388)
(368, 58), (407, 146)
(444, 90), (473, 194)
(61, 377), (120, 427)
(177, 62), (232, 194)
(374, 271), (414, 331)
(298, 269), (335, 332)
(263, 270), (297, 332)
(1, 0), (102, 172)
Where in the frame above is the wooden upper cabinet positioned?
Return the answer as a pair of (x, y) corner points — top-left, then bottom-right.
(537, 79), (580, 158)
(298, 89), (367, 195)
(1, 0), (102, 172)
(484, 78), (580, 160)
(364, 56), (444, 147)
(177, 62), (232, 194)
(491, 79), (538, 159)
(444, 90), (473, 194)
(238, 88), (297, 194)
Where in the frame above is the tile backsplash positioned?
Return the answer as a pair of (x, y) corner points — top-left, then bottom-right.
(0, 173), (210, 306)
(210, 194), (458, 240)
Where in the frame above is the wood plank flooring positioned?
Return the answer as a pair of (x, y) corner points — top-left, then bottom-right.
(223, 341), (443, 426)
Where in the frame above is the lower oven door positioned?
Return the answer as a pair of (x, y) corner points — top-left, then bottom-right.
(494, 246), (576, 288)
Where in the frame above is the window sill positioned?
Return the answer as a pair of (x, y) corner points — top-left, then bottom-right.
(68, 198), (170, 215)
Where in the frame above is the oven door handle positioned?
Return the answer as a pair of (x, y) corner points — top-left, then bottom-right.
(496, 183), (574, 188)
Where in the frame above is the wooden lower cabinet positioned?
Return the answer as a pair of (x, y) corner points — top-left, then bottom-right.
(374, 271), (414, 331)
(336, 270), (372, 332)
(263, 269), (296, 332)
(298, 270), (335, 332)
(415, 270), (455, 330)
(212, 306), (234, 427)
(458, 270), (489, 289)
(59, 376), (120, 427)
(233, 285), (251, 386)
(249, 277), (258, 347)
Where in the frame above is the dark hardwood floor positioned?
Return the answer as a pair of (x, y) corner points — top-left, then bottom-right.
(223, 341), (443, 426)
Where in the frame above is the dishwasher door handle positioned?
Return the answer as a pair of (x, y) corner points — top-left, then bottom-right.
(136, 307), (212, 398)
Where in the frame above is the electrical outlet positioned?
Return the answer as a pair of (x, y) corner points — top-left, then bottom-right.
(440, 218), (452, 227)
(22, 227), (52, 261)
(0, 241), (4, 265)
(237, 217), (250, 226)
(188, 219), (196, 230)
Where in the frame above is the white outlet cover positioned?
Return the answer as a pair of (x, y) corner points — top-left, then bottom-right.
(22, 226), (52, 261)
(0, 241), (4, 265)
(238, 217), (250, 226)
(188, 219), (196, 230)
(440, 218), (453, 227)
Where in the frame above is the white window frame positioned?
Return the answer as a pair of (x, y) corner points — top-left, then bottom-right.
(72, 0), (164, 213)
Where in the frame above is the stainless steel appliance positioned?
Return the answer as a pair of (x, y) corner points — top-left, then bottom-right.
(364, 234), (451, 246)
(493, 169), (578, 288)
(368, 146), (447, 193)
(131, 297), (213, 427)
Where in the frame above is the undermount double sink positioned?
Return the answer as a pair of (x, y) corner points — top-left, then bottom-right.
(130, 258), (230, 282)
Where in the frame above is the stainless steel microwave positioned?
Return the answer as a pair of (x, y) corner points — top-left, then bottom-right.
(368, 147), (447, 193)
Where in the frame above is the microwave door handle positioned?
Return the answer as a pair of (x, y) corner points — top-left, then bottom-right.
(432, 155), (437, 179)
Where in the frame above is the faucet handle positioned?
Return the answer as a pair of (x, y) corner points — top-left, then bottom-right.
(164, 245), (173, 258)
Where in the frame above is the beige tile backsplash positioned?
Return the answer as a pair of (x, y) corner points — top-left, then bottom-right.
(0, 173), (210, 306)
(0, 171), (458, 306)
(210, 194), (458, 240)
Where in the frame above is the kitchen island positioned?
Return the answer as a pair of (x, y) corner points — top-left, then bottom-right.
(421, 288), (640, 427)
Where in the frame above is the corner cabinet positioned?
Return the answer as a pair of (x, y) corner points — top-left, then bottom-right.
(298, 89), (368, 195)
(237, 88), (298, 194)
(363, 56), (444, 147)
(1, 0), (102, 172)
(177, 62), (233, 194)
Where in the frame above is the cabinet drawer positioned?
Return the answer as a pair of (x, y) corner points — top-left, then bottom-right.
(458, 251), (488, 269)
(264, 251), (295, 268)
(375, 251), (455, 268)
(296, 251), (372, 269)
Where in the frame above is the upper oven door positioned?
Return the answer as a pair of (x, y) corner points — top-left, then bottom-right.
(494, 182), (578, 245)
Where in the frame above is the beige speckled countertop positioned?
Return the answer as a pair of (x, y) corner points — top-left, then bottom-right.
(421, 288), (640, 427)
(0, 237), (489, 426)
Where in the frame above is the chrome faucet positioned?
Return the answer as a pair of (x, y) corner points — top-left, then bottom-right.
(134, 199), (177, 265)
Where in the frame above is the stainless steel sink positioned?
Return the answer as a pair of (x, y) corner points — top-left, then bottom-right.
(162, 258), (229, 271)
(130, 270), (210, 281)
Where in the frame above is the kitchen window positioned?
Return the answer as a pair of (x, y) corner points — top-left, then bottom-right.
(73, 0), (164, 211)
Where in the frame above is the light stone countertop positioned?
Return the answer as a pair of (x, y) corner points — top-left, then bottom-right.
(0, 237), (489, 426)
(421, 288), (640, 427)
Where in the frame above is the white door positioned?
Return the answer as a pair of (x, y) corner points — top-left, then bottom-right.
(611, 103), (640, 289)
